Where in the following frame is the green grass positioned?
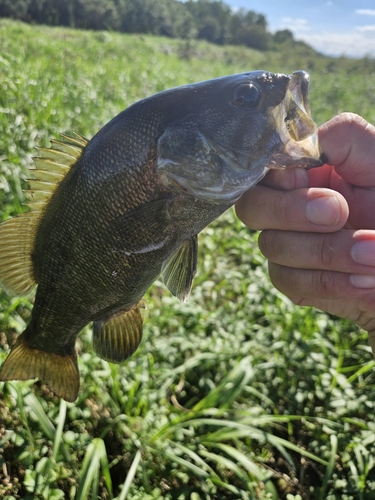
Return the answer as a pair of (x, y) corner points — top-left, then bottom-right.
(1, 19), (375, 499)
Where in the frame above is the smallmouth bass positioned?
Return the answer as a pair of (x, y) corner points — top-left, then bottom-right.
(0, 70), (324, 401)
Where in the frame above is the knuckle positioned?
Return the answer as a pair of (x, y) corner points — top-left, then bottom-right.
(341, 112), (368, 131)
(268, 262), (342, 301)
(258, 230), (280, 259)
(312, 270), (336, 297)
(236, 188), (295, 231)
(312, 233), (336, 269)
(334, 112), (369, 138)
(360, 317), (375, 333)
(273, 191), (290, 226)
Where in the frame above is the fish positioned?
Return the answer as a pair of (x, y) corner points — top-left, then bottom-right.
(0, 70), (324, 402)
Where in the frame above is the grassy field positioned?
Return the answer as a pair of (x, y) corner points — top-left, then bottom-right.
(1, 19), (375, 500)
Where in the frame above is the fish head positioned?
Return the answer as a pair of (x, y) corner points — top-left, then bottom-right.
(157, 70), (323, 204)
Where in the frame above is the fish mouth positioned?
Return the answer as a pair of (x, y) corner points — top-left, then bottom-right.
(269, 70), (324, 170)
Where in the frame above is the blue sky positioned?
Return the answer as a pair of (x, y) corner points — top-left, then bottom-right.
(224, 0), (375, 58)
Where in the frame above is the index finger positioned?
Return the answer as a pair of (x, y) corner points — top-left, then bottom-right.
(235, 185), (348, 232)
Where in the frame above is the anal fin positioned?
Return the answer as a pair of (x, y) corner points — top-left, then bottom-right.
(0, 332), (79, 402)
(93, 302), (144, 363)
(161, 235), (198, 302)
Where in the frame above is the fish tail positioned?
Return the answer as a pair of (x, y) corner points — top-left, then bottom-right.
(0, 331), (80, 402)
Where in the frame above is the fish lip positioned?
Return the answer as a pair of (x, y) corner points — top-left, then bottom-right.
(288, 70), (311, 116)
(304, 152), (328, 170)
(268, 153), (324, 170)
(269, 70), (323, 170)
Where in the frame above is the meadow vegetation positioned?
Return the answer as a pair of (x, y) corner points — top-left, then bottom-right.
(1, 19), (375, 499)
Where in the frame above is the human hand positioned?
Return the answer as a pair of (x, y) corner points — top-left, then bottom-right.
(235, 113), (375, 354)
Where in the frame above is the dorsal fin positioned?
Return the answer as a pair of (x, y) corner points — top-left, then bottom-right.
(0, 133), (88, 296)
(26, 133), (88, 212)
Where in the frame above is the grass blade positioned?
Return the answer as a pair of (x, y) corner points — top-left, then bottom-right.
(161, 449), (210, 478)
(53, 398), (66, 462)
(76, 438), (109, 500)
(25, 392), (55, 440)
(116, 449), (142, 500)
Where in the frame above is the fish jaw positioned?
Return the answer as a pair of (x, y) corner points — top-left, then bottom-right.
(269, 70), (324, 170)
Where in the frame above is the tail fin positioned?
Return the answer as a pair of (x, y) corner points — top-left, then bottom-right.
(0, 332), (79, 402)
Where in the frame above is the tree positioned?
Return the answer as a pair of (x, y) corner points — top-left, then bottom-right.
(118, 0), (194, 38)
(0, 0), (31, 21)
(73, 0), (119, 30)
(0, 0), (279, 51)
(185, 0), (232, 44)
(274, 29), (294, 44)
(228, 8), (270, 49)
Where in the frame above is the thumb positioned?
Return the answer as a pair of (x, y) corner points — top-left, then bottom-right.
(318, 113), (375, 186)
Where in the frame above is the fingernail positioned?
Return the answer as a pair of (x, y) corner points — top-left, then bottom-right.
(306, 196), (340, 226)
(350, 275), (375, 288)
(351, 240), (375, 266)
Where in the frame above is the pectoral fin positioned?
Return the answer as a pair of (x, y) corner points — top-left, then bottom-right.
(0, 214), (38, 295)
(161, 235), (198, 302)
(107, 198), (172, 253)
(93, 302), (144, 363)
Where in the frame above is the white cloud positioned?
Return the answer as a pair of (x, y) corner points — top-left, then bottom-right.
(357, 25), (375, 32)
(299, 30), (375, 57)
(356, 9), (375, 16)
(279, 17), (310, 33)
(271, 11), (375, 58)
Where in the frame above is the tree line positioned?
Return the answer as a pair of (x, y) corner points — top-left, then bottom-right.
(0, 0), (300, 52)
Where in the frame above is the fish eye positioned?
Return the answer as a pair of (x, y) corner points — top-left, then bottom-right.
(232, 84), (260, 108)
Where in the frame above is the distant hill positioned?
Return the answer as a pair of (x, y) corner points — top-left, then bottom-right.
(0, 0), (318, 54)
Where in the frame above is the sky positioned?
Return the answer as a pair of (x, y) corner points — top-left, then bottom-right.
(224, 0), (375, 58)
